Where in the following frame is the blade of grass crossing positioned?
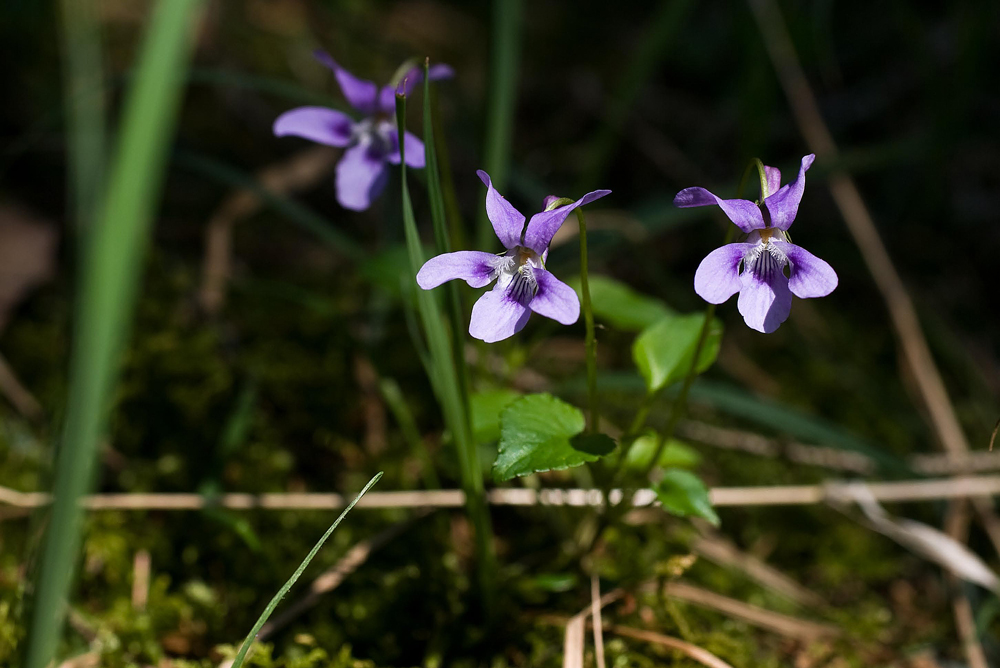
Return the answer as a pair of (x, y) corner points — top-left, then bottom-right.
(396, 92), (497, 610)
(423, 61), (473, 430)
(476, 0), (523, 250)
(24, 2), (205, 666)
(230, 472), (383, 668)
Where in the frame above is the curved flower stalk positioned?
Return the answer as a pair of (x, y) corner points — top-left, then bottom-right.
(417, 170), (610, 343)
(273, 51), (453, 211)
(675, 154), (837, 333)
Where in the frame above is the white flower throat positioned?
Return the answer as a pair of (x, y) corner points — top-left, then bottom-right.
(496, 246), (542, 304)
(744, 228), (790, 281)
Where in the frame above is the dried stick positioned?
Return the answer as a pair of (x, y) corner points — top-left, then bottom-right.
(0, 351), (43, 420)
(943, 500), (989, 668)
(692, 533), (826, 608)
(591, 574), (606, 668)
(6, 477), (1000, 511)
(660, 582), (838, 640)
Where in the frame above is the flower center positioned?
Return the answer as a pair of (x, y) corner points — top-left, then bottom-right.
(497, 246), (541, 304)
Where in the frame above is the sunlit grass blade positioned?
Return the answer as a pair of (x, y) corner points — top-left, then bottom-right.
(423, 60), (473, 431)
(59, 0), (106, 241)
(396, 92), (496, 610)
(476, 0), (523, 249)
(24, 1), (205, 666)
(229, 472), (382, 667)
(175, 150), (364, 258)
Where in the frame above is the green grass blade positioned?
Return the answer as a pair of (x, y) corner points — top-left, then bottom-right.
(396, 91), (496, 609)
(476, 0), (523, 249)
(229, 472), (383, 667)
(423, 61), (472, 433)
(24, 2), (205, 666)
(59, 0), (107, 240)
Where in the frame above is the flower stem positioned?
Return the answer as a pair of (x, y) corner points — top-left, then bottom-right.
(639, 302), (717, 478)
(576, 208), (600, 433)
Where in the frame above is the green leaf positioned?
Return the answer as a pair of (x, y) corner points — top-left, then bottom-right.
(470, 389), (522, 443)
(568, 274), (674, 331)
(493, 394), (612, 481)
(624, 434), (700, 470)
(633, 313), (722, 393)
(653, 469), (719, 526)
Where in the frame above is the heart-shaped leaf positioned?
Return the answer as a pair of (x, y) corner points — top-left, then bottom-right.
(633, 313), (722, 393)
(493, 394), (614, 481)
(653, 469), (719, 526)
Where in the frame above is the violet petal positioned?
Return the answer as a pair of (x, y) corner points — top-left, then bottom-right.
(476, 170), (525, 250)
(335, 143), (388, 211)
(272, 106), (354, 147)
(694, 243), (755, 304)
(737, 265), (793, 333)
(673, 187), (765, 233)
(522, 189), (611, 254)
(763, 154), (816, 230)
(416, 251), (499, 290)
(764, 165), (781, 199)
(386, 131), (425, 168)
(783, 242), (838, 298)
(529, 268), (580, 325)
(469, 283), (531, 343)
(313, 50), (378, 114)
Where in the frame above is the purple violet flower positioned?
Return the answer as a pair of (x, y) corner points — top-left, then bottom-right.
(675, 154), (837, 333)
(273, 51), (454, 211)
(416, 171), (611, 343)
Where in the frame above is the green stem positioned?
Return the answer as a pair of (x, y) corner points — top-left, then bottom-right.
(640, 303), (717, 479)
(576, 209), (599, 433)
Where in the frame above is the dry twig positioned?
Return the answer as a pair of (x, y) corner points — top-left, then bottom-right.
(7, 477), (1000, 512)
(692, 533), (826, 608)
(661, 582), (838, 641)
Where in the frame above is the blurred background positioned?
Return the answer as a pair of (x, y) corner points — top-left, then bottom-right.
(1, 1), (998, 666)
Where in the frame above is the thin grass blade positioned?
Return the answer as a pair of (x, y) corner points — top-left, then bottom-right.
(230, 472), (383, 668)
(25, 2), (205, 666)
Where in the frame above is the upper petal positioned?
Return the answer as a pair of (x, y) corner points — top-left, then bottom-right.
(763, 166), (781, 199)
(783, 242), (838, 298)
(336, 143), (388, 211)
(273, 107), (354, 147)
(673, 188), (765, 233)
(386, 131), (425, 168)
(313, 50), (378, 114)
(694, 243), (755, 304)
(469, 283), (531, 343)
(528, 268), (580, 325)
(737, 265), (793, 333)
(522, 189), (611, 254)
(416, 251), (500, 290)
(476, 170), (525, 249)
(763, 154), (816, 230)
